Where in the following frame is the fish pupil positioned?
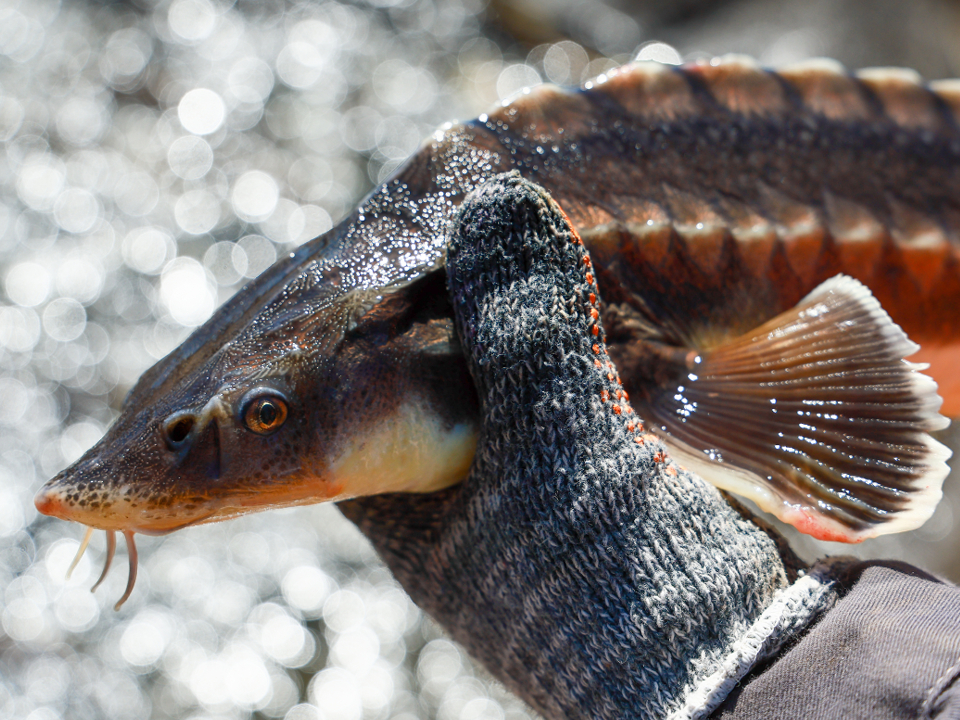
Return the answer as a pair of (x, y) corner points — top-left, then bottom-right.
(259, 402), (277, 426)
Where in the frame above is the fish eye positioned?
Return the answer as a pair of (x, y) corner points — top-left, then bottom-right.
(242, 391), (289, 435)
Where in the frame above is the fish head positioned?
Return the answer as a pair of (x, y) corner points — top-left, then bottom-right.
(34, 357), (315, 534)
(34, 217), (480, 535)
(33, 128), (496, 549)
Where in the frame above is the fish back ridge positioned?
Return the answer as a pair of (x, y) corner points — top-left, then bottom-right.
(481, 57), (960, 235)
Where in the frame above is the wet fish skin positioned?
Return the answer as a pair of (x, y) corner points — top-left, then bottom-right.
(35, 57), (959, 564)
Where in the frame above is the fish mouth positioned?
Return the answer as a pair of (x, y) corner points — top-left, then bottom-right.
(36, 484), (221, 611)
(34, 485), (323, 534)
(34, 478), (347, 610)
(33, 482), (214, 534)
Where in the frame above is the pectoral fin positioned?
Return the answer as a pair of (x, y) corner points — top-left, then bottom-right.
(641, 275), (951, 543)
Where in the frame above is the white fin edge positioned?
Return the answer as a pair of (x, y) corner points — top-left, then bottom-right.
(803, 275), (948, 430)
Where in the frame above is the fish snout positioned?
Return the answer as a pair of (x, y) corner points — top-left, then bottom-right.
(33, 463), (116, 528)
(34, 483), (64, 518)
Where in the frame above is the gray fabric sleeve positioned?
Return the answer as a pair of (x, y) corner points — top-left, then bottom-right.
(711, 561), (960, 720)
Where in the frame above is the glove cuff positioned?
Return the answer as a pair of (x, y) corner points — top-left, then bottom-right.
(669, 558), (848, 719)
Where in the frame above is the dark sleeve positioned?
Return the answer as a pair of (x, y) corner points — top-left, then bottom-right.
(711, 562), (960, 720)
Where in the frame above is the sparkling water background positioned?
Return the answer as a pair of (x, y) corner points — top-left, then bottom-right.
(0, 0), (959, 718)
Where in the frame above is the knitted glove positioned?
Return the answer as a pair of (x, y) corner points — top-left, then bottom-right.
(340, 172), (842, 720)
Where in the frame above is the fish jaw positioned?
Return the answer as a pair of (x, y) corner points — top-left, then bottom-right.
(32, 467), (347, 535)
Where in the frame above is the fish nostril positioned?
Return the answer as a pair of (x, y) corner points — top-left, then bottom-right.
(162, 413), (196, 450)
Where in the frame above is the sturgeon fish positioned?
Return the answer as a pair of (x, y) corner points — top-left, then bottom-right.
(34, 56), (958, 608)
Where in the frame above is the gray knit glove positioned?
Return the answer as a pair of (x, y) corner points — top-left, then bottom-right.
(340, 173), (841, 720)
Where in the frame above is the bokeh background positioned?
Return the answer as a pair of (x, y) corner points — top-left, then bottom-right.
(1, 0), (960, 718)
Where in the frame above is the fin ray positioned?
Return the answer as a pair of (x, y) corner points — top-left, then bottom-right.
(642, 274), (951, 542)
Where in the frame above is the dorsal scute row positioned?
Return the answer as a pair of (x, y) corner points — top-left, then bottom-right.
(471, 57), (960, 301)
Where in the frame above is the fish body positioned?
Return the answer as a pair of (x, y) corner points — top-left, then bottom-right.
(35, 57), (959, 604)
